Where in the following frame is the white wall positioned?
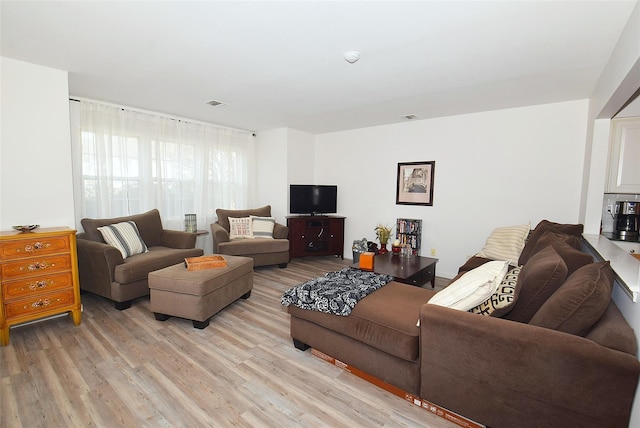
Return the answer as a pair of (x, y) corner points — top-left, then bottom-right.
(580, 2), (640, 426)
(255, 128), (289, 223)
(0, 57), (75, 229)
(581, 1), (640, 235)
(287, 128), (315, 185)
(315, 100), (588, 278)
(255, 127), (316, 224)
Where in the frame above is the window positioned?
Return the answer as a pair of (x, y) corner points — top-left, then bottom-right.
(71, 100), (255, 253)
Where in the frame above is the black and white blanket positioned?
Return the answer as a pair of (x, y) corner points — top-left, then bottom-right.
(281, 267), (395, 316)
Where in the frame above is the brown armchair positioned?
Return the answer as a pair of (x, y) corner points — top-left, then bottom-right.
(76, 209), (203, 309)
(211, 205), (289, 268)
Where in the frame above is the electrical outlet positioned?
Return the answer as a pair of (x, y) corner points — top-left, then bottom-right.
(430, 248), (436, 256)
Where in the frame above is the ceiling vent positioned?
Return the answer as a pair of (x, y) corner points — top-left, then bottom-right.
(401, 114), (418, 120)
(205, 100), (225, 107)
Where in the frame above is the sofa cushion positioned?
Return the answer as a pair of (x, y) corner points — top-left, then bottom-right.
(585, 302), (638, 355)
(97, 221), (148, 259)
(545, 239), (592, 276)
(113, 246), (204, 284)
(251, 216), (276, 239)
(457, 256), (494, 275)
(476, 224), (530, 265)
(81, 209), (164, 247)
(216, 206), (271, 232)
(504, 245), (568, 323)
(469, 267), (521, 317)
(229, 217), (253, 240)
(518, 220), (583, 266)
(218, 238), (289, 256)
(529, 261), (613, 336)
(429, 260), (509, 311)
(288, 281), (435, 362)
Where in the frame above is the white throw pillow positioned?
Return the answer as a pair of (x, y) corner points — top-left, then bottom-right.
(229, 217), (253, 240)
(97, 221), (148, 259)
(251, 216), (276, 239)
(476, 223), (530, 265)
(428, 260), (509, 311)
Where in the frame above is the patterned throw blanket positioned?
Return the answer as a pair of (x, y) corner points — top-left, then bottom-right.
(281, 267), (395, 316)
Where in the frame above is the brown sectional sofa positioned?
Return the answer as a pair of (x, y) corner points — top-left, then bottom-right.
(287, 221), (640, 428)
(77, 209), (203, 309)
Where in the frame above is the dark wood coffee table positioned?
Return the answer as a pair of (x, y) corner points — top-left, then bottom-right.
(352, 253), (438, 288)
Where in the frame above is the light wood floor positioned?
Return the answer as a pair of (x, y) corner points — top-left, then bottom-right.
(1, 257), (456, 428)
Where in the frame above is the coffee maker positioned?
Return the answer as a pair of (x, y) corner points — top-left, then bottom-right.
(615, 201), (639, 240)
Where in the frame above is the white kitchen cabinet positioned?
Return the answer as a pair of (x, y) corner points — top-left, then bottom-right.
(607, 117), (640, 193)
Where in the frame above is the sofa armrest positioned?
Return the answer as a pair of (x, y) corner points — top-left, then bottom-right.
(159, 229), (196, 249)
(273, 223), (289, 240)
(211, 223), (229, 253)
(419, 304), (640, 428)
(76, 237), (124, 297)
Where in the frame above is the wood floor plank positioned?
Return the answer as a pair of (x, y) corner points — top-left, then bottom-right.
(1, 256), (458, 427)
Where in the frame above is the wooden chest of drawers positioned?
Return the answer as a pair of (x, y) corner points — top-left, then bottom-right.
(0, 227), (82, 346)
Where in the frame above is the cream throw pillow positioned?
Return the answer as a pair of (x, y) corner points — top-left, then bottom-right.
(476, 223), (530, 265)
(251, 216), (276, 239)
(428, 260), (509, 311)
(229, 217), (253, 240)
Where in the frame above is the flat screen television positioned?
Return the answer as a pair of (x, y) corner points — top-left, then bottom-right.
(290, 184), (337, 215)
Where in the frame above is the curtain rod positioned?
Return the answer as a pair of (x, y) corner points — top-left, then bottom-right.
(69, 97), (255, 136)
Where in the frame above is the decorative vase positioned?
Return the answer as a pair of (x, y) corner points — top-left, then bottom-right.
(392, 245), (402, 255)
(378, 243), (388, 255)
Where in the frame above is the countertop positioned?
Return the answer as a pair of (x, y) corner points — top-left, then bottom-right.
(583, 234), (640, 302)
(601, 232), (640, 243)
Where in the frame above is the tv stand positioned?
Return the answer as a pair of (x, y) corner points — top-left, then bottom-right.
(287, 215), (345, 259)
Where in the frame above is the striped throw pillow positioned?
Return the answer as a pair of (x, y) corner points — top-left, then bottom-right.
(97, 221), (148, 259)
(251, 216), (276, 239)
(476, 223), (530, 265)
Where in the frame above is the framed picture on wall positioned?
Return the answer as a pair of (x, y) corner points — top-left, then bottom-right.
(396, 161), (435, 206)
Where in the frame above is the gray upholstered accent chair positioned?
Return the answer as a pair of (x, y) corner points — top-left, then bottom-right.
(211, 205), (289, 268)
(76, 209), (203, 310)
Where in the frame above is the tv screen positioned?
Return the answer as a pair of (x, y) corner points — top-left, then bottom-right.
(290, 185), (337, 215)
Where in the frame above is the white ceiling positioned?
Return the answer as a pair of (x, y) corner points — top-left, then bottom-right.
(1, 1), (637, 134)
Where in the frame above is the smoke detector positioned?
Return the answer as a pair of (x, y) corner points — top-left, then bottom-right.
(205, 100), (226, 107)
(344, 51), (360, 64)
(401, 114), (418, 120)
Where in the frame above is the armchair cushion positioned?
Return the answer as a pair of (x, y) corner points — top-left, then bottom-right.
(216, 205), (272, 232)
(113, 246), (204, 284)
(81, 209), (164, 247)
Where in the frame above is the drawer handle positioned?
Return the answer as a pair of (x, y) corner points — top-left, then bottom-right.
(24, 242), (51, 252)
(28, 280), (51, 290)
(26, 261), (51, 271)
(31, 298), (51, 308)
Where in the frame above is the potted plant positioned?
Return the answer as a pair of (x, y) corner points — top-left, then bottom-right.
(374, 223), (393, 254)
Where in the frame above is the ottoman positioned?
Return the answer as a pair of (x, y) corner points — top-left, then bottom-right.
(148, 255), (253, 329)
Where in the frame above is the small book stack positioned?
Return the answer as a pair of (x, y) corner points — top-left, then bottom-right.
(184, 255), (227, 271)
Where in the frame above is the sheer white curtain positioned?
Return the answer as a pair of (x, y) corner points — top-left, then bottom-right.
(70, 100), (256, 253)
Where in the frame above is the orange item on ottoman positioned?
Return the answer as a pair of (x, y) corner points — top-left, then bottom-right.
(185, 255), (227, 271)
(359, 252), (375, 271)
